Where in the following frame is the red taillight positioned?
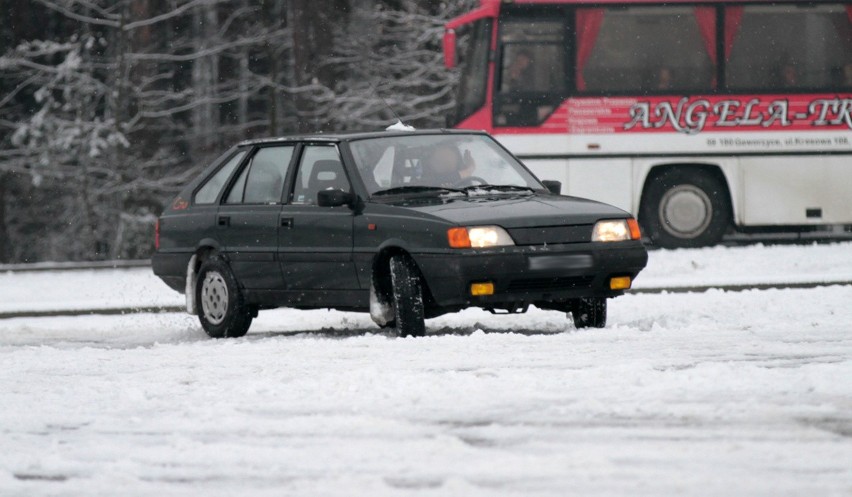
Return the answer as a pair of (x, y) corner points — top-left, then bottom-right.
(155, 219), (160, 250)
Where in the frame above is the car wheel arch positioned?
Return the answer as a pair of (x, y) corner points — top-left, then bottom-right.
(370, 246), (437, 317)
(185, 245), (220, 314)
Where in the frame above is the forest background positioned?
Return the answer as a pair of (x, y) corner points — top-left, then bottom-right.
(0, 0), (476, 262)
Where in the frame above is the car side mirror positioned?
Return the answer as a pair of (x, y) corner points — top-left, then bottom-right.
(317, 189), (356, 207)
(542, 180), (561, 195)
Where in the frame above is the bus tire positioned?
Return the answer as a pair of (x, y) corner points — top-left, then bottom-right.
(640, 168), (731, 249)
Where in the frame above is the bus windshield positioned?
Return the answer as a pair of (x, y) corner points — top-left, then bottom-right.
(450, 19), (491, 127)
(349, 134), (543, 196)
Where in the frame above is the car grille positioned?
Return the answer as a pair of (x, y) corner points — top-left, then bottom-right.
(508, 225), (592, 245)
(506, 276), (594, 293)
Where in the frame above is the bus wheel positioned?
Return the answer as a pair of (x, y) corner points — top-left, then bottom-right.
(640, 168), (731, 249)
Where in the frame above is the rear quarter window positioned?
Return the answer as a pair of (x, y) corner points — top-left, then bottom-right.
(194, 151), (247, 205)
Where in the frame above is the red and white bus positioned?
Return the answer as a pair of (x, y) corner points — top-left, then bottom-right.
(444, 0), (852, 248)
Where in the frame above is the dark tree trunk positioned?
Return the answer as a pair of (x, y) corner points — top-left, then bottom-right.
(289, 0), (350, 132)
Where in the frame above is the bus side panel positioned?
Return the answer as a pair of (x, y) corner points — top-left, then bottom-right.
(740, 156), (852, 225)
(524, 159), (633, 214)
(565, 159), (633, 213)
(523, 158), (570, 191)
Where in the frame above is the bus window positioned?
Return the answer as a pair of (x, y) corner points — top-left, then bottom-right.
(726, 5), (852, 91)
(495, 20), (567, 127)
(499, 22), (566, 93)
(578, 7), (715, 94)
(452, 19), (492, 127)
(499, 43), (566, 93)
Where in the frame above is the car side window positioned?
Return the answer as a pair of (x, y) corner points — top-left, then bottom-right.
(194, 151), (247, 204)
(291, 145), (350, 205)
(226, 146), (295, 204)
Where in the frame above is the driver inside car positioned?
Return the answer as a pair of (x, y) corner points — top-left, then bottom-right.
(421, 144), (476, 187)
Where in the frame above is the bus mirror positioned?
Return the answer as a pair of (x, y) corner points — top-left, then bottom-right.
(443, 29), (457, 68)
(542, 180), (561, 195)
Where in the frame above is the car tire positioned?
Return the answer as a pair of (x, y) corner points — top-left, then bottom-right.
(196, 256), (253, 338)
(640, 168), (731, 249)
(389, 255), (426, 337)
(572, 297), (607, 329)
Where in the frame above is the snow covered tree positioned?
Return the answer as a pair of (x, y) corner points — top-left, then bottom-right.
(327, 0), (475, 130)
(0, 0), (475, 262)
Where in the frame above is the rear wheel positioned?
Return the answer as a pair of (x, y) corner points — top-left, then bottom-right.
(196, 256), (252, 338)
(572, 298), (607, 329)
(389, 255), (425, 337)
(640, 168), (731, 249)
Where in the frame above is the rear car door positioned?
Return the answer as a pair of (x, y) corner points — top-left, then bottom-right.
(279, 144), (359, 291)
(188, 149), (249, 254)
(216, 145), (296, 289)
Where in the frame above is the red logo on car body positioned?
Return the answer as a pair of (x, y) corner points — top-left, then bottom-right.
(172, 198), (189, 210)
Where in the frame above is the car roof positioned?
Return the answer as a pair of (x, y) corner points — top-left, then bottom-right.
(236, 128), (489, 147)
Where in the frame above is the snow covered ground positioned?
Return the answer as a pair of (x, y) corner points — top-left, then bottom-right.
(0, 243), (851, 496)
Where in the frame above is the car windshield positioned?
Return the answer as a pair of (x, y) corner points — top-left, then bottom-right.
(348, 134), (544, 196)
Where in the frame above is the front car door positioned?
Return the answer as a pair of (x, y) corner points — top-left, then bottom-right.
(279, 144), (360, 297)
(216, 145), (296, 289)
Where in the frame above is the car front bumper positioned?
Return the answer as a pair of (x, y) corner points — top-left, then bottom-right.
(412, 241), (648, 309)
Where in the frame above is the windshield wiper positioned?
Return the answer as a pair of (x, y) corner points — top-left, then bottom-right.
(461, 184), (536, 194)
(372, 185), (466, 196)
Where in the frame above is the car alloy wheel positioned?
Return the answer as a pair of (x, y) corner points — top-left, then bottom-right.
(195, 256), (252, 338)
(200, 271), (229, 325)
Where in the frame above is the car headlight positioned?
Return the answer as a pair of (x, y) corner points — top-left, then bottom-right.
(447, 226), (515, 248)
(592, 218), (642, 242)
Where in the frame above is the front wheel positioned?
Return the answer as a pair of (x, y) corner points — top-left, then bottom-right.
(571, 298), (607, 329)
(640, 168), (731, 249)
(389, 255), (426, 337)
(196, 256), (253, 338)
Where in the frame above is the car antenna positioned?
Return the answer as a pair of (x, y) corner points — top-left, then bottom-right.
(371, 83), (415, 131)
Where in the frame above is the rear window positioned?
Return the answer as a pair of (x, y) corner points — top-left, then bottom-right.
(240, 146), (296, 204)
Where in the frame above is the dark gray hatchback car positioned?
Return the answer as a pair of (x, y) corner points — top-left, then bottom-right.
(153, 130), (647, 338)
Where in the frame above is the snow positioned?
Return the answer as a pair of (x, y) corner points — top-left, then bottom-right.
(0, 243), (851, 495)
(635, 242), (852, 289)
(0, 268), (183, 313)
(386, 120), (416, 132)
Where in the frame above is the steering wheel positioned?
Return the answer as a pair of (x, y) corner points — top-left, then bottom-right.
(453, 176), (488, 188)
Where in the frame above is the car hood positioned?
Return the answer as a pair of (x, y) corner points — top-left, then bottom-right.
(389, 194), (629, 228)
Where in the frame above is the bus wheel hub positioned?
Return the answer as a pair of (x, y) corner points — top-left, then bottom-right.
(659, 185), (712, 238)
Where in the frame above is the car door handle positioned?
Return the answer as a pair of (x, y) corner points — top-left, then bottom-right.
(280, 217), (293, 228)
(218, 215), (230, 227)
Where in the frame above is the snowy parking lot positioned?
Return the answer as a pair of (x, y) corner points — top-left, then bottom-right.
(1, 244), (851, 496)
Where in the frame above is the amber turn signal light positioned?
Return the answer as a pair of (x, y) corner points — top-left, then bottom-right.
(447, 227), (471, 248)
(470, 282), (495, 296)
(609, 276), (632, 290)
(627, 218), (642, 240)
